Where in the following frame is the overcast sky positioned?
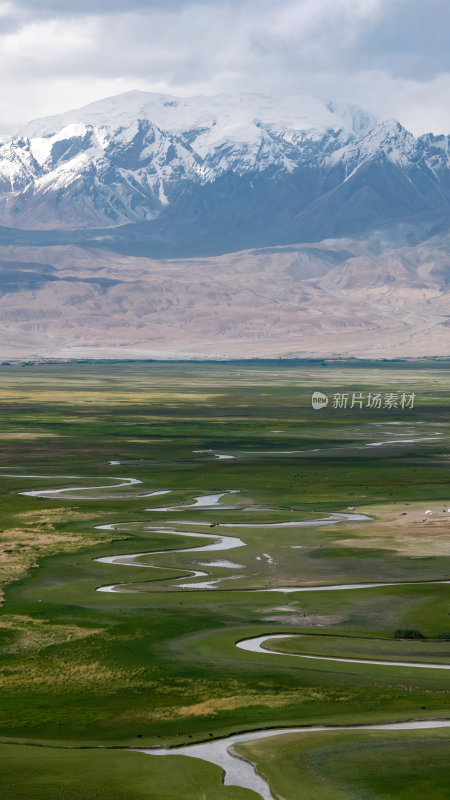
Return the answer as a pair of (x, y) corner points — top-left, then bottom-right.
(1, 0), (449, 135)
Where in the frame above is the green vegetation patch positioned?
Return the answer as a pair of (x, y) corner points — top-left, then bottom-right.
(0, 362), (448, 757)
(237, 728), (450, 799)
(0, 744), (256, 800)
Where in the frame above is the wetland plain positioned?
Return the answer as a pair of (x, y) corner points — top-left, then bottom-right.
(0, 361), (449, 799)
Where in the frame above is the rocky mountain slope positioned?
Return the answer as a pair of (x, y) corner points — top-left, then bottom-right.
(0, 235), (447, 360)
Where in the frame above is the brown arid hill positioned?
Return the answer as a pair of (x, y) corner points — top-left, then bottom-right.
(0, 235), (448, 360)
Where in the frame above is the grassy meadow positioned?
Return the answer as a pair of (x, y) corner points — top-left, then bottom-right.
(237, 727), (450, 800)
(0, 361), (449, 798)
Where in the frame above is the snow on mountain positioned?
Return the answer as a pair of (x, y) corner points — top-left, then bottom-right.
(330, 120), (418, 170)
(0, 90), (449, 242)
(22, 90), (377, 143)
(0, 91), (380, 229)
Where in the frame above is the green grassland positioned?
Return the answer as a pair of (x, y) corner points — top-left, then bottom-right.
(263, 631), (450, 662)
(0, 361), (449, 797)
(0, 743), (255, 800)
(237, 728), (450, 799)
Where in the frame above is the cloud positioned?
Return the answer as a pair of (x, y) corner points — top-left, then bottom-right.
(0, 0), (449, 135)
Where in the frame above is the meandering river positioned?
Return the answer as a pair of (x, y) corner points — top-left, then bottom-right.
(140, 719), (450, 800)
(6, 468), (450, 800)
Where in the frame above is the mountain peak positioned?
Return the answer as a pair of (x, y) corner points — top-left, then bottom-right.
(360, 118), (417, 161)
(331, 117), (417, 169)
(21, 90), (377, 142)
(0, 90), (448, 241)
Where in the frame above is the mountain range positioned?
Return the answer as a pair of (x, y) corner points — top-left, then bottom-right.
(0, 91), (448, 360)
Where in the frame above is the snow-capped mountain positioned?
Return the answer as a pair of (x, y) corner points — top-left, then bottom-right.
(0, 92), (448, 361)
(0, 90), (450, 255)
(0, 91), (377, 228)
